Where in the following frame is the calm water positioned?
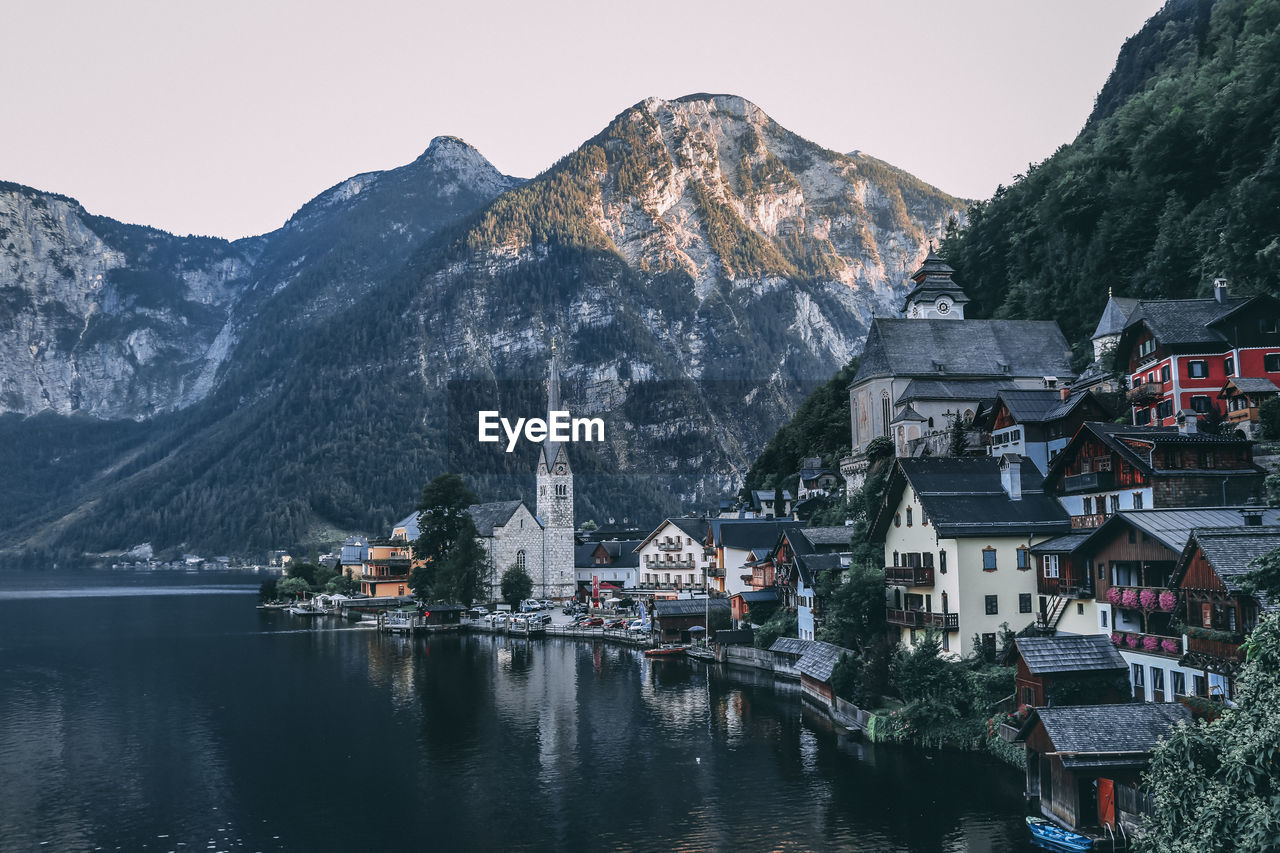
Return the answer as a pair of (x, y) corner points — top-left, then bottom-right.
(0, 572), (1038, 852)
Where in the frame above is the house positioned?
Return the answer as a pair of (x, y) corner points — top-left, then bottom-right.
(1113, 283), (1280, 426)
(871, 455), (1071, 658)
(1173, 521), (1280, 702)
(1219, 376), (1280, 440)
(980, 388), (1110, 474)
(652, 597), (729, 644)
(841, 252), (1074, 488)
(359, 539), (413, 597)
(634, 518), (712, 595)
(795, 457), (840, 499)
(1042, 421), (1263, 529)
(1027, 531), (1097, 635)
(1053, 506), (1280, 703)
(1015, 703), (1190, 837)
(767, 637), (856, 710)
(730, 588), (779, 626)
(574, 539), (642, 600)
(1072, 293), (1139, 395)
(768, 526), (852, 640)
(1013, 635), (1129, 709)
(339, 536), (368, 579)
(468, 500), (545, 598)
(793, 554), (847, 641)
(706, 518), (802, 595)
(418, 603), (465, 627)
(749, 489), (793, 518)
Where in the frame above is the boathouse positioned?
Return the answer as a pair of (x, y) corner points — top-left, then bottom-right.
(1013, 634), (1129, 708)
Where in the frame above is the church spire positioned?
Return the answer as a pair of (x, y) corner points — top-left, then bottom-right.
(542, 341), (564, 468)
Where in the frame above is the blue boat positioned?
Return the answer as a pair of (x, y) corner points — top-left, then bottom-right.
(1026, 816), (1093, 851)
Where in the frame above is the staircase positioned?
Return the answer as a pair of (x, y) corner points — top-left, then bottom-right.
(1036, 595), (1069, 632)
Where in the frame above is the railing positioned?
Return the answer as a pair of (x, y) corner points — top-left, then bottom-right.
(1186, 634), (1243, 661)
(705, 566), (724, 578)
(1127, 381), (1165, 402)
(1071, 512), (1109, 529)
(1063, 470), (1114, 494)
(360, 572), (410, 581)
(887, 609), (958, 630)
(647, 558), (694, 569)
(884, 565), (934, 587)
(1226, 406), (1258, 424)
(656, 541), (683, 551)
(1112, 632), (1182, 656)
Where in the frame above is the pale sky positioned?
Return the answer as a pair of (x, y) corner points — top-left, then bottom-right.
(2, 0), (1166, 240)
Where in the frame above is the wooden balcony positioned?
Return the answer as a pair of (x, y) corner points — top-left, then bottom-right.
(1127, 381), (1164, 402)
(1063, 470), (1114, 494)
(884, 565), (934, 587)
(1186, 634), (1243, 661)
(1226, 407), (1259, 424)
(887, 609), (958, 631)
(1071, 512), (1108, 529)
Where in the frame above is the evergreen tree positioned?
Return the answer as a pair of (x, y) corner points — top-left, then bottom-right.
(500, 564), (533, 606)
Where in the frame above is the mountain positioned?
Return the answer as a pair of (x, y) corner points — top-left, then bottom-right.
(940, 0), (1280, 363)
(0, 95), (962, 560)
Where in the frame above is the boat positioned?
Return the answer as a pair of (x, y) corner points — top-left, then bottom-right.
(287, 605), (323, 616)
(644, 645), (687, 658)
(1026, 816), (1093, 851)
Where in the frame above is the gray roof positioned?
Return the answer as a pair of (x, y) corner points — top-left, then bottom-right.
(895, 378), (1018, 405)
(654, 598), (730, 618)
(1122, 296), (1250, 348)
(575, 539), (642, 569)
(1106, 507), (1280, 553)
(795, 553), (845, 588)
(795, 641), (854, 682)
(638, 517), (710, 551)
(873, 456), (1071, 539)
(889, 404), (928, 425)
(393, 512), (421, 541)
(1179, 527), (1280, 612)
(1090, 296), (1139, 340)
(1045, 422), (1259, 485)
(1031, 532), (1097, 554)
(1022, 704), (1190, 769)
(713, 519), (802, 550)
(735, 589), (780, 603)
(992, 389), (1098, 424)
(769, 637), (811, 657)
(852, 318), (1074, 386)
(1015, 635), (1127, 676)
(1225, 377), (1280, 395)
(466, 500), (530, 536)
(798, 527), (855, 547)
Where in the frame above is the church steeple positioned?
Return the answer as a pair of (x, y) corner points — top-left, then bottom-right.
(535, 341), (574, 600)
(902, 247), (970, 319)
(542, 340), (566, 470)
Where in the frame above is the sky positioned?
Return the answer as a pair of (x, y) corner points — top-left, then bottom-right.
(2, 0), (1166, 240)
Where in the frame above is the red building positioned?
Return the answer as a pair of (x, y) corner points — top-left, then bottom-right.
(1114, 283), (1280, 427)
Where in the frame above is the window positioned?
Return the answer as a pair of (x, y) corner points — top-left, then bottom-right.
(1019, 593), (1032, 613)
(1017, 547), (1031, 570)
(1172, 671), (1186, 696)
(1266, 353), (1280, 373)
(1187, 360), (1208, 379)
(1161, 364), (1172, 382)
(1132, 663), (1145, 688)
(1082, 497), (1093, 515)
(1109, 495), (1121, 514)
(1156, 399), (1174, 420)
(894, 513), (901, 528)
(1190, 395), (1211, 414)
(1128, 527), (1137, 544)
(1262, 318), (1279, 334)
(1134, 408), (1151, 425)
(1151, 667), (1165, 695)
(516, 550), (526, 571)
(939, 550), (947, 574)
(1194, 674), (1207, 697)
(1100, 609), (1108, 628)
(1077, 602), (1085, 615)
(1042, 555), (1060, 578)
(981, 633), (997, 657)
(1138, 338), (1156, 358)
(985, 595), (999, 615)
(982, 548), (997, 571)
(881, 393), (891, 436)
(555, 484), (568, 497)
(1021, 686), (1035, 707)
(1164, 450), (1183, 469)
(1225, 356), (1235, 377)
(1133, 491), (1144, 510)
(906, 508), (913, 526)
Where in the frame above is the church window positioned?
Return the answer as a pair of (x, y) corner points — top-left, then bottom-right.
(881, 393), (891, 436)
(851, 399), (859, 445)
(516, 550), (526, 571)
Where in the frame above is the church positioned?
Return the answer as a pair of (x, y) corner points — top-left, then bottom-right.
(841, 251), (1075, 488)
(465, 349), (577, 601)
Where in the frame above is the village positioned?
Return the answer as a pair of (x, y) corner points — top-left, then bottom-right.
(268, 254), (1280, 849)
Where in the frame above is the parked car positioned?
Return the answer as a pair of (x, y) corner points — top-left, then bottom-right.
(580, 616), (604, 628)
(627, 619), (646, 634)
(521, 599), (542, 612)
(488, 613), (508, 626)
(603, 619), (627, 630)
(467, 606), (489, 619)
(510, 615), (528, 628)
(539, 600), (552, 610)
(531, 612), (552, 626)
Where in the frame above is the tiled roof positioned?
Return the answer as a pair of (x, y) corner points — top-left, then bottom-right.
(993, 389), (1098, 425)
(1023, 704), (1190, 769)
(735, 589), (780, 603)
(1225, 377), (1280, 395)
(466, 501), (530, 536)
(1015, 635), (1127, 676)
(1044, 422), (1258, 486)
(1179, 526), (1280, 612)
(895, 378), (1018, 405)
(575, 539), (643, 569)
(1123, 296), (1248, 348)
(795, 553), (845, 588)
(654, 598), (730, 618)
(1090, 296), (1139, 340)
(1030, 532), (1097, 554)
(769, 637), (811, 657)
(715, 519), (802, 550)
(874, 457), (1071, 539)
(795, 641), (854, 682)
(889, 404), (927, 425)
(799, 527), (855, 547)
(1106, 507), (1280, 553)
(851, 318), (1073, 385)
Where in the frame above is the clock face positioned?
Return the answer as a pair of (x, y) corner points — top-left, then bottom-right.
(555, 464), (567, 475)
(937, 298), (951, 314)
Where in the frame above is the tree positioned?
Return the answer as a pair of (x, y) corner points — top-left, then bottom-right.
(1136, 613), (1280, 853)
(411, 473), (479, 595)
(325, 573), (358, 595)
(580, 519), (598, 532)
(277, 576), (310, 600)
(1241, 546), (1280, 601)
(753, 608), (797, 649)
(892, 629), (971, 728)
(947, 411), (967, 456)
(258, 577), (278, 602)
(1260, 397), (1280, 441)
(432, 517), (488, 605)
(816, 563), (886, 652)
(500, 564), (533, 606)
(286, 561), (318, 587)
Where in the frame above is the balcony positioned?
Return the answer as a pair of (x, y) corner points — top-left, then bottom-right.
(647, 558), (694, 570)
(1127, 381), (1165, 403)
(1062, 470), (1114, 494)
(656, 540), (683, 551)
(1111, 631), (1182, 657)
(1226, 406), (1259, 424)
(887, 609), (958, 631)
(885, 565), (934, 587)
(1186, 633), (1243, 661)
(705, 566), (724, 578)
(1071, 512), (1108, 529)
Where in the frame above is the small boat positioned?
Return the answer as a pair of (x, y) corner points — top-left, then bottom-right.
(1026, 816), (1093, 851)
(287, 605), (323, 616)
(644, 645), (687, 658)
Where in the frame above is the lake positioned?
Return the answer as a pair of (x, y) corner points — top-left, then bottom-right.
(0, 572), (1038, 852)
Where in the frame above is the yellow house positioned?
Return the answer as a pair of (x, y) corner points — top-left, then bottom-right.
(360, 539), (414, 598)
(871, 455), (1072, 658)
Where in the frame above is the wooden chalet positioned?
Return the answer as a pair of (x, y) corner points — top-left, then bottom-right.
(1172, 522), (1280, 702)
(981, 388), (1110, 475)
(730, 588), (778, 625)
(1219, 376), (1280, 440)
(652, 597), (729, 644)
(1015, 703), (1190, 838)
(1013, 635), (1128, 709)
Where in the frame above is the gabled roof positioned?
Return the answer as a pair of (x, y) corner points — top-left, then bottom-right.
(1121, 296), (1250, 348)
(1222, 377), (1280, 396)
(1043, 422), (1258, 488)
(635, 517), (710, 551)
(1016, 704), (1190, 769)
(991, 389), (1103, 425)
(1175, 526), (1280, 612)
(871, 456), (1071, 540)
(1090, 295), (1139, 340)
(733, 588), (780, 603)
(795, 553), (846, 588)
(889, 404), (927, 425)
(1095, 507), (1280, 553)
(393, 512), (420, 541)
(766, 637), (854, 681)
(712, 519), (802, 551)
(851, 318), (1074, 386)
(895, 378), (1017, 405)
(1030, 532), (1096, 555)
(466, 500), (531, 537)
(1015, 635), (1127, 676)
(769, 637), (811, 657)
(575, 539), (643, 569)
(797, 527), (855, 547)
(751, 489), (793, 505)
(797, 467), (837, 481)
(653, 598), (730, 618)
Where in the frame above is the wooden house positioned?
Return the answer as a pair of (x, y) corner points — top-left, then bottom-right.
(652, 597), (729, 644)
(768, 638), (855, 711)
(730, 588), (778, 626)
(1219, 377), (1280, 440)
(981, 388), (1110, 474)
(1172, 523), (1280, 702)
(1014, 703), (1190, 837)
(1013, 635), (1129, 709)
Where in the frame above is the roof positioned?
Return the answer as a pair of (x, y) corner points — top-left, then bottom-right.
(889, 404), (927, 425)
(991, 389), (1100, 425)
(1090, 295), (1139, 340)
(636, 517), (710, 551)
(1015, 635), (1127, 676)
(734, 589), (780, 603)
(795, 553), (845, 588)
(466, 500), (530, 536)
(1095, 507), (1280, 553)
(769, 637), (811, 657)
(797, 467), (837, 480)
(797, 527), (855, 547)
(871, 456), (1071, 540)
(1121, 296), (1250, 349)
(393, 512), (420, 540)
(851, 318), (1074, 386)
(1224, 377), (1280, 395)
(1030, 532), (1096, 555)
(766, 638), (854, 681)
(654, 598), (730, 618)
(895, 378), (1017, 405)
(1176, 526), (1280, 612)
(713, 519), (803, 551)
(1018, 704), (1190, 769)
(574, 539), (643, 568)
(751, 489), (793, 504)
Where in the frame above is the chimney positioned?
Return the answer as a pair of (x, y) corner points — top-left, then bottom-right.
(1214, 277), (1228, 304)
(1000, 453), (1022, 501)
(1243, 498), (1264, 527)
(1177, 409), (1199, 435)
(1060, 387), (1070, 402)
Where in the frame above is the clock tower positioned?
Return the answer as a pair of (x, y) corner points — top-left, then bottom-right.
(536, 344), (575, 599)
(901, 248), (969, 320)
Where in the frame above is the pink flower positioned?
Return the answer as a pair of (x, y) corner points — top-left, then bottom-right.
(1142, 635), (1159, 651)
(1111, 632), (1123, 645)
(1107, 588), (1123, 606)
(1126, 633), (1141, 648)
(1161, 638), (1179, 654)
(1158, 591), (1176, 612)
(1121, 589), (1140, 609)
(1139, 589), (1158, 612)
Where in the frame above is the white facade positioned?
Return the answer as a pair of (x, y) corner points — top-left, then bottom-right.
(636, 521), (710, 592)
